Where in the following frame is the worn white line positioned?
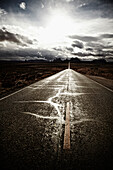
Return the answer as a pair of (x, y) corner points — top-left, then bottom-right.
(0, 80), (48, 101)
(16, 85), (65, 123)
(23, 112), (59, 120)
(0, 87), (28, 101)
(71, 118), (95, 124)
(88, 77), (113, 93)
(0, 69), (67, 101)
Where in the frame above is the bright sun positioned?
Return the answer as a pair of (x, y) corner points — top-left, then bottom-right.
(38, 10), (74, 47)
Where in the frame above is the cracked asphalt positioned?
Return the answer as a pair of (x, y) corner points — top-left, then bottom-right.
(0, 69), (113, 170)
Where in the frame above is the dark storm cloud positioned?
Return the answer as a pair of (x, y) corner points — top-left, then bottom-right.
(0, 47), (58, 61)
(69, 35), (98, 42)
(53, 46), (74, 52)
(53, 46), (74, 53)
(65, 47), (74, 52)
(0, 0), (42, 16)
(72, 52), (106, 58)
(85, 41), (113, 59)
(72, 48), (113, 58)
(0, 0), (47, 14)
(77, 0), (113, 18)
(0, 28), (20, 44)
(0, 28), (33, 46)
(86, 42), (113, 51)
(53, 47), (64, 52)
(86, 48), (93, 51)
(100, 34), (113, 39)
(71, 40), (84, 49)
(1, 0), (113, 19)
(18, 35), (33, 45)
(0, 0), (113, 61)
(86, 42), (104, 50)
(69, 34), (113, 56)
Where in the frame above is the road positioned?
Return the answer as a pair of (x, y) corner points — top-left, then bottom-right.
(0, 68), (113, 170)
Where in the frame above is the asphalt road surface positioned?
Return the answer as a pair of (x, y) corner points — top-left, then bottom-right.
(0, 69), (113, 170)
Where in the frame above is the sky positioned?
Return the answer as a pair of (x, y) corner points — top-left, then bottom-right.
(0, 0), (113, 61)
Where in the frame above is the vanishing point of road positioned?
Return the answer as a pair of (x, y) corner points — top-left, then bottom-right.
(0, 64), (113, 170)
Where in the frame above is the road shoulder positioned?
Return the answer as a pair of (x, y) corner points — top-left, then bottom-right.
(86, 75), (113, 91)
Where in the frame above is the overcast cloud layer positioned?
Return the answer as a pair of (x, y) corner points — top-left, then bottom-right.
(0, 0), (113, 61)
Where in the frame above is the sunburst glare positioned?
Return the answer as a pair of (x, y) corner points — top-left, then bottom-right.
(38, 10), (75, 47)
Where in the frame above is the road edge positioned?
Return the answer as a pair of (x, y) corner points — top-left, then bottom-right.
(86, 75), (113, 93)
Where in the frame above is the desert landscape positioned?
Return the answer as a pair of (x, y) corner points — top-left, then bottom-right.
(0, 60), (113, 98)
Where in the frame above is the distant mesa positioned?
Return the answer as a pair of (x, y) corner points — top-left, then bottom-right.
(52, 57), (81, 63)
(52, 57), (108, 64)
(0, 57), (112, 63)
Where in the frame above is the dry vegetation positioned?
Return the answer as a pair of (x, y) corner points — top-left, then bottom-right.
(0, 62), (67, 97)
(0, 61), (113, 98)
(71, 63), (113, 80)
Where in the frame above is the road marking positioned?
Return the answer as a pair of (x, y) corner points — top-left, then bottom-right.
(0, 69), (66, 101)
(68, 62), (70, 69)
(23, 112), (59, 120)
(71, 118), (95, 124)
(0, 87), (28, 101)
(88, 77), (113, 93)
(63, 102), (70, 150)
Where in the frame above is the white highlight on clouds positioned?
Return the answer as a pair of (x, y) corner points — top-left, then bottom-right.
(0, 5), (113, 61)
(19, 2), (26, 10)
(41, 3), (44, 8)
(79, 3), (87, 8)
(66, 0), (74, 2)
(0, 8), (7, 16)
(38, 10), (75, 47)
